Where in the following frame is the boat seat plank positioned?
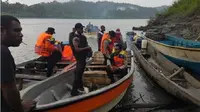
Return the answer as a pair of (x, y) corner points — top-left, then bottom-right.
(169, 67), (184, 79)
(16, 67), (63, 72)
(34, 61), (70, 65)
(90, 61), (104, 65)
(16, 74), (47, 80)
(65, 83), (72, 90)
(50, 90), (60, 101)
(86, 65), (107, 68)
(171, 78), (186, 82)
(84, 71), (107, 75)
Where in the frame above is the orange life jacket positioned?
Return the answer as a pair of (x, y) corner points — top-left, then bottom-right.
(62, 45), (76, 62)
(113, 50), (126, 67)
(100, 33), (113, 54)
(35, 32), (55, 57)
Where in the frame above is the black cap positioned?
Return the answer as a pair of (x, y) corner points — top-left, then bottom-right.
(46, 27), (55, 34)
(75, 23), (84, 29)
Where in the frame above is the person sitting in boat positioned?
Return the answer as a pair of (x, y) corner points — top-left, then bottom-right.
(107, 43), (127, 83)
(97, 25), (105, 51)
(100, 30), (116, 64)
(35, 27), (62, 77)
(61, 41), (76, 62)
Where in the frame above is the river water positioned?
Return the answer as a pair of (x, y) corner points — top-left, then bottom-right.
(11, 19), (199, 111)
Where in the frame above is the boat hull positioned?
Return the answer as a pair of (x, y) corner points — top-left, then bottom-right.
(45, 77), (132, 112)
(132, 43), (200, 106)
(20, 51), (135, 112)
(147, 38), (200, 75)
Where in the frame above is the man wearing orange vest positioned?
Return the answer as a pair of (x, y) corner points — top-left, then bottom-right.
(106, 43), (127, 83)
(100, 30), (115, 64)
(35, 27), (62, 77)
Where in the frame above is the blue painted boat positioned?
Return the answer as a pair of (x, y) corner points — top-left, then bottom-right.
(161, 35), (200, 48)
(146, 35), (200, 77)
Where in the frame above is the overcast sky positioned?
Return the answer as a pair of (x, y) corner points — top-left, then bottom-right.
(3, 0), (176, 7)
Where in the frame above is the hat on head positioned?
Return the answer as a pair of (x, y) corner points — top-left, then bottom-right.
(116, 28), (120, 31)
(75, 23), (84, 29)
(46, 27), (55, 34)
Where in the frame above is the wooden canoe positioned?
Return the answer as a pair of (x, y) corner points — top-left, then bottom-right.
(146, 35), (200, 76)
(16, 58), (75, 90)
(132, 41), (200, 106)
(20, 51), (134, 112)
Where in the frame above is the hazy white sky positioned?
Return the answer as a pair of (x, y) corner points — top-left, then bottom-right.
(3, 0), (176, 7)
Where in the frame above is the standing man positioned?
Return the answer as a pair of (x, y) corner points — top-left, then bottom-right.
(69, 23), (92, 96)
(1, 15), (36, 112)
(97, 25), (105, 51)
(35, 27), (62, 77)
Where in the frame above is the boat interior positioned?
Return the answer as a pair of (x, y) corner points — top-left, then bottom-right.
(21, 51), (132, 107)
(16, 58), (72, 90)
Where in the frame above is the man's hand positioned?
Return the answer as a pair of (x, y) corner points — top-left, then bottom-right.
(22, 100), (37, 112)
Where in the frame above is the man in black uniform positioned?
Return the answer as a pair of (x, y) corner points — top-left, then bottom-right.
(1, 15), (36, 112)
(69, 23), (92, 96)
(97, 25), (105, 51)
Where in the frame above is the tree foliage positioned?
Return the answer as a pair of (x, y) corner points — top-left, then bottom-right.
(163, 0), (200, 17)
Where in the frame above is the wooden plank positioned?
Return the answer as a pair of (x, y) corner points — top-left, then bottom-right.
(86, 65), (107, 68)
(15, 74), (47, 80)
(34, 61), (70, 65)
(50, 90), (60, 101)
(168, 67), (184, 79)
(171, 78), (186, 82)
(16, 67), (63, 72)
(84, 71), (107, 75)
(90, 61), (104, 65)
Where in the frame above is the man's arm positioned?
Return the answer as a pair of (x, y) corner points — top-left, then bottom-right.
(73, 37), (90, 52)
(1, 82), (24, 112)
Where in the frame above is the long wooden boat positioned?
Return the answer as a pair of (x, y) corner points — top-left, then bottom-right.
(16, 58), (75, 90)
(146, 35), (200, 76)
(132, 41), (200, 106)
(20, 51), (134, 112)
